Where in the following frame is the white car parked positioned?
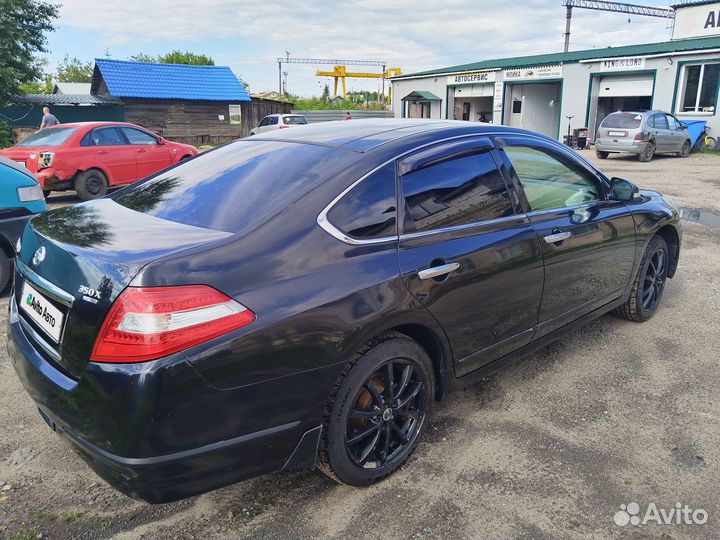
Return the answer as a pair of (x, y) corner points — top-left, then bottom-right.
(250, 114), (308, 135)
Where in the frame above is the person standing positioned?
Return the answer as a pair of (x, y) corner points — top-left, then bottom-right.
(39, 107), (60, 129)
(345, 112), (352, 120)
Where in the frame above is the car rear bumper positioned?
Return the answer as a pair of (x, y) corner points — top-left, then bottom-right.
(6, 293), (327, 503)
(595, 141), (644, 154)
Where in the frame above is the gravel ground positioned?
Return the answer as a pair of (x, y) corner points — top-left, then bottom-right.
(1, 151), (719, 540)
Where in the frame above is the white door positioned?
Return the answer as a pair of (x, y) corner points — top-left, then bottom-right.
(510, 99), (523, 128)
(598, 75), (653, 98)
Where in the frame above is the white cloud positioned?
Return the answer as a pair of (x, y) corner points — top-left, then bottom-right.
(54, 0), (674, 94)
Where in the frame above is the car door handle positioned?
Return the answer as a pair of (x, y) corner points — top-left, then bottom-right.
(137, 149), (146, 153)
(97, 150), (109, 155)
(544, 231), (572, 244)
(418, 263), (460, 280)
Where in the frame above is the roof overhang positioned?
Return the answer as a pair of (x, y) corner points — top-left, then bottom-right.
(401, 91), (442, 101)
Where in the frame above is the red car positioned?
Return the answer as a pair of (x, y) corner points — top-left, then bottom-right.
(0, 122), (197, 200)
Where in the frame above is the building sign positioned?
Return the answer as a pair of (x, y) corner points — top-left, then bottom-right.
(599, 57), (646, 71)
(672, 1), (720, 40)
(447, 70), (496, 86)
(493, 81), (503, 112)
(229, 104), (242, 125)
(503, 64), (563, 81)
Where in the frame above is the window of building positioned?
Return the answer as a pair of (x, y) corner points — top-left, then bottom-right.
(327, 163), (397, 239)
(680, 63), (720, 114)
(401, 150), (514, 233)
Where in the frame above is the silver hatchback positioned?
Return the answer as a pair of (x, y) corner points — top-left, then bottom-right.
(595, 111), (692, 162)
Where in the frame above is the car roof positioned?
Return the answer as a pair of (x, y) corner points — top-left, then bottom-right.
(250, 119), (545, 152)
(44, 121), (150, 130)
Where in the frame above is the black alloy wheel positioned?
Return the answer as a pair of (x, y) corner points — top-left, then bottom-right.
(319, 335), (433, 485)
(613, 235), (669, 322)
(641, 245), (667, 313)
(345, 359), (425, 469)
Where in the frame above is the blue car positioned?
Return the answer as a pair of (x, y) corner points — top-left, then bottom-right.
(0, 156), (46, 292)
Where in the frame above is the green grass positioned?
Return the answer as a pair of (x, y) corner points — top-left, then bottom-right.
(7, 526), (43, 540)
(60, 509), (85, 522)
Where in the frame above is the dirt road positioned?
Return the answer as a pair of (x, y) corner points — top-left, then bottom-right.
(1, 151), (719, 540)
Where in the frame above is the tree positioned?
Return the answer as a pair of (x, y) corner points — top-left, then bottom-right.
(56, 54), (94, 83)
(321, 84), (330, 102)
(0, 0), (59, 103)
(19, 73), (53, 94)
(129, 50), (215, 66)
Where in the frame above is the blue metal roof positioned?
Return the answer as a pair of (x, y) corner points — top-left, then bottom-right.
(93, 59), (251, 102)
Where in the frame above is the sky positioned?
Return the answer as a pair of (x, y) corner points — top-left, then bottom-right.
(44, 0), (677, 97)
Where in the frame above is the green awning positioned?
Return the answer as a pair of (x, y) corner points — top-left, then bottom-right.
(401, 91), (441, 102)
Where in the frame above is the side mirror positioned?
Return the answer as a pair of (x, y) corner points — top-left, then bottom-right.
(610, 177), (639, 201)
(156, 137), (165, 145)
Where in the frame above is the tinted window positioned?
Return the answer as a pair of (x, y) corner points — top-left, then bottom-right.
(258, 117), (269, 127)
(83, 127), (125, 146)
(503, 146), (600, 211)
(284, 116), (308, 125)
(114, 141), (348, 233)
(401, 150), (513, 233)
(601, 112), (642, 129)
(327, 163), (396, 238)
(17, 128), (77, 147)
(270, 116), (279, 125)
(653, 114), (669, 130)
(121, 127), (158, 145)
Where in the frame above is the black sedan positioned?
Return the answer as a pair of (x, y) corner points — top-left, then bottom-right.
(7, 120), (681, 502)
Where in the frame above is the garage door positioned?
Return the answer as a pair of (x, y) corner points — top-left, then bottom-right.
(598, 74), (653, 97)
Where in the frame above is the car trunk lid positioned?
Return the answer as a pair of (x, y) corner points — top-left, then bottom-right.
(15, 198), (231, 379)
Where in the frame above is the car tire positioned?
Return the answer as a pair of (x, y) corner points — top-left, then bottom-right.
(596, 150), (609, 159)
(613, 235), (669, 323)
(638, 141), (655, 162)
(318, 333), (434, 486)
(679, 140), (691, 158)
(75, 169), (108, 201)
(0, 251), (11, 294)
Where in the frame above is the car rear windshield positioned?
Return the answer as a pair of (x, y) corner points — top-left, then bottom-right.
(17, 128), (77, 147)
(113, 140), (348, 234)
(601, 113), (643, 129)
(284, 116), (308, 125)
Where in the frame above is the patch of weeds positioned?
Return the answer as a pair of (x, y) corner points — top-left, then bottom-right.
(28, 508), (57, 521)
(60, 509), (85, 522)
(7, 525), (43, 540)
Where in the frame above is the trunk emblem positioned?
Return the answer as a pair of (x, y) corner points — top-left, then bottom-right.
(32, 246), (46, 266)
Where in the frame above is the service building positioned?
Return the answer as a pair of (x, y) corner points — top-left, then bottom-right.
(391, 1), (720, 141)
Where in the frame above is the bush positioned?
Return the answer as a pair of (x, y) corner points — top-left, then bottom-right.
(0, 120), (12, 148)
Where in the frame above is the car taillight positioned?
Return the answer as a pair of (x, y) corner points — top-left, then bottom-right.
(37, 151), (54, 169)
(634, 132), (645, 142)
(91, 285), (255, 363)
(278, 124), (290, 129)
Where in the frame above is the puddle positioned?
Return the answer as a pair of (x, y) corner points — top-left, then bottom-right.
(680, 208), (720, 228)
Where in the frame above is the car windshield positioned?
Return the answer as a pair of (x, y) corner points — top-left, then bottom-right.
(17, 128), (77, 147)
(284, 116), (308, 125)
(113, 140), (349, 234)
(601, 113), (643, 129)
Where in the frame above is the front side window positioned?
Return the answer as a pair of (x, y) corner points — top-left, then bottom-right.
(326, 163), (396, 239)
(121, 127), (158, 145)
(401, 150), (514, 233)
(503, 146), (601, 211)
(680, 63), (720, 113)
(258, 117), (269, 127)
(666, 115), (679, 130)
(269, 116), (279, 125)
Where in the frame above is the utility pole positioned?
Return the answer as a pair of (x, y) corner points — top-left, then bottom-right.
(564, 5), (573, 53)
(562, 0), (674, 52)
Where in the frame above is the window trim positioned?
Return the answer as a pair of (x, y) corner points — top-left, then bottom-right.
(317, 132), (575, 245)
(673, 60), (720, 116)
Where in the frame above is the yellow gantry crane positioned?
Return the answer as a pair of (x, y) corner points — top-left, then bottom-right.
(315, 66), (403, 100)
(276, 56), (400, 103)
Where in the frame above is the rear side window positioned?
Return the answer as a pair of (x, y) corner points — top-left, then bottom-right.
(327, 163), (396, 238)
(653, 114), (669, 130)
(401, 150), (513, 233)
(601, 112), (642, 129)
(82, 127), (125, 146)
(114, 141), (348, 234)
(284, 116), (308, 125)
